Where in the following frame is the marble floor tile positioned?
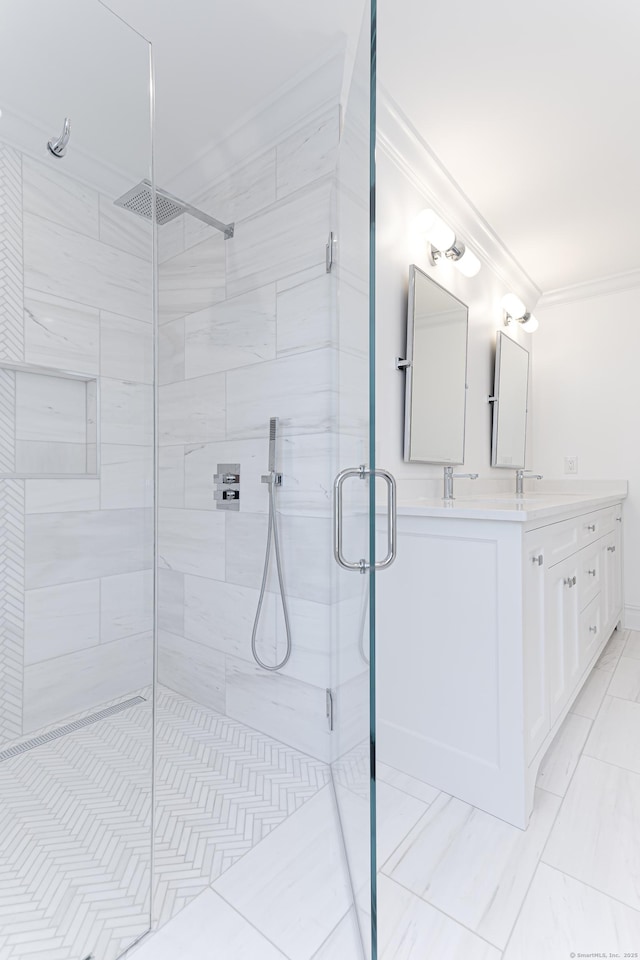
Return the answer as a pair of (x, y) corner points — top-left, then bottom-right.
(570, 666), (611, 719)
(377, 762), (440, 806)
(503, 862), (640, 960)
(377, 875), (501, 960)
(584, 695), (640, 774)
(376, 782), (430, 868)
(543, 755), (640, 911)
(625, 630), (640, 660)
(384, 788), (561, 949)
(311, 909), (362, 960)
(130, 889), (287, 960)
(536, 712), (592, 797)
(609, 655), (640, 701)
(597, 631), (627, 672)
(213, 785), (352, 960)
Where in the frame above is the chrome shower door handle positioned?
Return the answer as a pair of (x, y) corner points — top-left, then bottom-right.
(333, 466), (397, 572)
(375, 469), (397, 570)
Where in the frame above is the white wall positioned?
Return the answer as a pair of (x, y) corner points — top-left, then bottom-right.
(375, 106), (534, 498)
(532, 286), (640, 626)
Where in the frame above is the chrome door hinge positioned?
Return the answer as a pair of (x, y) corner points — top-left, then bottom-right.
(326, 231), (336, 273)
(326, 688), (334, 732)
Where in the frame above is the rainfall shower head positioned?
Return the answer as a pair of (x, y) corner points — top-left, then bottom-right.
(114, 180), (234, 238)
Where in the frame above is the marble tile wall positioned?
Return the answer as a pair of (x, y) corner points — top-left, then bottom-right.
(0, 141), (154, 741)
(157, 102), (344, 762)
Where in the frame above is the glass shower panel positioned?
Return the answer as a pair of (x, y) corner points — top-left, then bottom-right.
(331, 3), (377, 956)
(153, 2), (375, 956)
(0, 3), (154, 959)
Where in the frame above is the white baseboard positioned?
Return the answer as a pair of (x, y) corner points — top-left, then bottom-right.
(624, 605), (640, 631)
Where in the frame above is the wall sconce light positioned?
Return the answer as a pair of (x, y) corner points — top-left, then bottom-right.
(502, 293), (539, 333)
(415, 208), (481, 278)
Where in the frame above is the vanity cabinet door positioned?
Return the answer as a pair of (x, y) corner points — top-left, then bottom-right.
(545, 554), (581, 725)
(602, 524), (622, 631)
(524, 543), (548, 761)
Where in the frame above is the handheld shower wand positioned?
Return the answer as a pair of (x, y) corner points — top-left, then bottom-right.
(251, 418), (292, 672)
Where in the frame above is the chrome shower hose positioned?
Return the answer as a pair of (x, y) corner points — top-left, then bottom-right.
(251, 478), (292, 672)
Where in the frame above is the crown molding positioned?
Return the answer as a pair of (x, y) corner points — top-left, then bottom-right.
(538, 268), (640, 309)
(376, 89), (542, 310)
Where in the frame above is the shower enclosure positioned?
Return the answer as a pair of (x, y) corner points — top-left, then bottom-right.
(0, 0), (379, 957)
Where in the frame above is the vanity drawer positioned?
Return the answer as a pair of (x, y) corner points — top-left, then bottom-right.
(578, 541), (602, 611)
(578, 506), (617, 548)
(579, 593), (602, 668)
(537, 516), (581, 568)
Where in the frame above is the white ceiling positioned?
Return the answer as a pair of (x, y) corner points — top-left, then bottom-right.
(5, 0), (638, 296)
(378, 0), (640, 294)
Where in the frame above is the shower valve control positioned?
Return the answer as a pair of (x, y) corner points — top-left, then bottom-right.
(214, 463), (241, 511)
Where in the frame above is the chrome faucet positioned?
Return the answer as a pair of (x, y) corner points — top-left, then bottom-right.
(443, 465), (479, 500)
(515, 469), (543, 496)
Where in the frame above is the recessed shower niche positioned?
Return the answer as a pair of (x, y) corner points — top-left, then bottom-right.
(0, 361), (98, 477)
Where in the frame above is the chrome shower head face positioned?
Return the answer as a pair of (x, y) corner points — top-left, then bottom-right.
(113, 180), (185, 225)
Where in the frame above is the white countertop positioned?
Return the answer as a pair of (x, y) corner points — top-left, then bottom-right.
(394, 487), (627, 524)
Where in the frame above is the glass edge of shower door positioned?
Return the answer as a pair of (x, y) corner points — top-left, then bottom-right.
(369, 0), (378, 955)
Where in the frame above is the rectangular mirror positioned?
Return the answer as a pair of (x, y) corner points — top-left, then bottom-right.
(491, 330), (530, 468)
(403, 264), (469, 463)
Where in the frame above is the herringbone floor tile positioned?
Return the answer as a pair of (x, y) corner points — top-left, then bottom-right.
(0, 686), (329, 959)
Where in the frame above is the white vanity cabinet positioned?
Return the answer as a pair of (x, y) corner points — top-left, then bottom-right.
(377, 492), (625, 829)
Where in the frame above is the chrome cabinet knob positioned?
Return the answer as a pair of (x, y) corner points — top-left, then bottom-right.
(607, 545), (616, 553)
(588, 569), (597, 577)
(532, 554), (543, 566)
(564, 576), (577, 588)
(587, 524), (596, 532)
(589, 625), (598, 634)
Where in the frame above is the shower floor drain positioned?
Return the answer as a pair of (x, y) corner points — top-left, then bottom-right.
(0, 696), (146, 762)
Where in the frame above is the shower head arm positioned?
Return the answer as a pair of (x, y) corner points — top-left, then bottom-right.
(156, 186), (234, 239)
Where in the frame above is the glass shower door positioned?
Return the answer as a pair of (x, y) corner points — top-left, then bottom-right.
(0, 3), (154, 958)
(330, 2), (381, 957)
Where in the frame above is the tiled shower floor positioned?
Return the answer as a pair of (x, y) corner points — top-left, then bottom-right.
(0, 687), (329, 960)
(132, 629), (640, 960)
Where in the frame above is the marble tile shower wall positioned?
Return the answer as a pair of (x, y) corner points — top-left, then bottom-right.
(0, 142), (153, 742)
(157, 102), (355, 763)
